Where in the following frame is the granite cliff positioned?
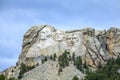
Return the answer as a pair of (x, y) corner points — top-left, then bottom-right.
(1, 25), (120, 80)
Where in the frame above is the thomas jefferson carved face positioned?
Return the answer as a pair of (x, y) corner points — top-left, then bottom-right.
(71, 34), (80, 46)
(55, 30), (65, 42)
(66, 33), (74, 46)
(40, 27), (52, 40)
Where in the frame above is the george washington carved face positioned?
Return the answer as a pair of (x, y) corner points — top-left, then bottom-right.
(40, 27), (52, 40)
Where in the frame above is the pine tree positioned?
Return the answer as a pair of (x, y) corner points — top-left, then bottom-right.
(0, 74), (6, 80)
(72, 52), (75, 62)
(18, 63), (35, 79)
(72, 76), (79, 80)
(50, 55), (53, 60)
(84, 57), (120, 80)
(69, 54), (72, 61)
(53, 53), (57, 61)
(41, 59), (45, 64)
(44, 56), (48, 61)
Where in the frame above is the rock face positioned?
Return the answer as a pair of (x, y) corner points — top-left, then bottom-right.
(19, 25), (120, 67)
(1, 25), (120, 80)
(21, 61), (85, 80)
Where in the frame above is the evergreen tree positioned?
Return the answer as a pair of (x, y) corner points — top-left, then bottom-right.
(0, 74), (6, 80)
(97, 62), (102, 70)
(53, 53), (57, 61)
(41, 59), (45, 64)
(72, 52), (75, 62)
(69, 53), (72, 61)
(9, 77), (18, 80)
(58, 51), (69, 68)
(18, 63), (35, 79)
(72, 76), (79, 80)
(50, 55), (53, 60)
(74, 56), (82, 71)
(84, 57), (120, 80)
(44, 56), (48, 61)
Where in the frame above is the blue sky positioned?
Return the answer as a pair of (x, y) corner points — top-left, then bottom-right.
(0, 0), (120, 71)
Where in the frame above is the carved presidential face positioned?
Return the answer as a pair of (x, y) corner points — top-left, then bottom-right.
(40, 27), (52, 40)
(55, 30), (65, 42)
(66, 33), (80, 47)
(66, 33), (74, 46)
(72, 34), (80, 45)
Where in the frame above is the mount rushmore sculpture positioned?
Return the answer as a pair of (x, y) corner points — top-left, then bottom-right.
(18, 25), (120, 68)
(1, 25), (120, 79)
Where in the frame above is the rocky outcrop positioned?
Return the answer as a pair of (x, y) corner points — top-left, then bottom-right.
(0, 66), (20, 79)
(106, 27), (120, 58)
(19, 26), (109, 67)
(1, 25), (120, 80)
(21, 60), (85, 80)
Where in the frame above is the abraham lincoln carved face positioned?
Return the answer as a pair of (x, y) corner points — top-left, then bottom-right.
(66, 33), (81, 47)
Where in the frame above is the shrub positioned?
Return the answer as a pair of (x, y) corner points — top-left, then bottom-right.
(0, 74), (6, 80)
(18, 63), (35, 79)
(84, 57), (120, 80)
(72, 76), (79, 80)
